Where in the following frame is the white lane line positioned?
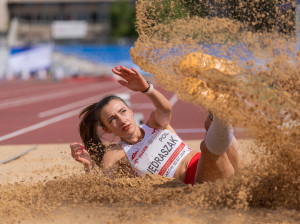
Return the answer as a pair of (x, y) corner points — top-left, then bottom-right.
(0, 89), (189, 142)
(0, 82), (117, 111)
(0, 88), (133, 142)
(0, 109), (81, 142)
(169, 94), (178, 106)
(0, 83), (75, 99)
(38, 87), (124, 118)
(131, 103), (154, 110)
(39, 95), (103, 118)
(124, 94), (177, 110)
(175, 128), (245, 134)
(175, 128), (206, 134)
(0, 145), (38, 164)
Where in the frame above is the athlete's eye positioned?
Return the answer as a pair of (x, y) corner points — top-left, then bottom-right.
(121, 109), (127, 113)
(109, 117), (116, 123)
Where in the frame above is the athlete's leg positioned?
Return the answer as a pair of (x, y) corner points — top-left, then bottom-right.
(226, 136), (244, 171)
(194, 115), (241, 183)
(195, 141), (234, 183)
(204, 114), (242, 170)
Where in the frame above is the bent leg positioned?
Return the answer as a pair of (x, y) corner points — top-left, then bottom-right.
(194, 115), (240, 183)
(226, 136), (244, 171)
(205, 116), (234, 155)
(195, 141), (234, 183)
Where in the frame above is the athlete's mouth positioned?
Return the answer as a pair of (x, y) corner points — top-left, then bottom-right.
(122, 124), (131, 131)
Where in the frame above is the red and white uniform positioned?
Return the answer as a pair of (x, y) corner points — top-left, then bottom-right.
(120, 124), (192, 178)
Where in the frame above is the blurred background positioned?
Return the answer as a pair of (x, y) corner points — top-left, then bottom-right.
(0, 0), (139, 81)
(0, 0), (297, 81)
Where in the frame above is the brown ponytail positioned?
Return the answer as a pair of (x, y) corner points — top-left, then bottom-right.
(78, 102), (105, 167)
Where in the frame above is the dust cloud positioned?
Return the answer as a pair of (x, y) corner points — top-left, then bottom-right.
(1, 0), (299, 223)
(130, 0), (299, 218)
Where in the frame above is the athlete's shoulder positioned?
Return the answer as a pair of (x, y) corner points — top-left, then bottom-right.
(145, 120), (175, 132)
(102, 144), (126, 169)
(164, 124), (176, 134)
(107, 143), (123, 151)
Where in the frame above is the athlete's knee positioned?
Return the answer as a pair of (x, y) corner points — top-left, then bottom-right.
(204, 115), (212, 131)
(205, 116), (234, 155)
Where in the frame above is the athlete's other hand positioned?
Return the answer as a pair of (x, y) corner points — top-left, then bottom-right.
(112, 66), (149, 92)
(70, 143), (92, 168)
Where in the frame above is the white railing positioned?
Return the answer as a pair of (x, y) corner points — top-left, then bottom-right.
(0, 37), (8, 79)
(51, 52), (113, 79)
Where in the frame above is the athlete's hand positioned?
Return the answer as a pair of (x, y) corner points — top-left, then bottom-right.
(112, 66), (149, 92)
(70, 143), (92, 168)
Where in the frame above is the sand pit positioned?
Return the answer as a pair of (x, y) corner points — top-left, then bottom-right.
(0, 141), (299, 223)
(0, 144), (82, 185)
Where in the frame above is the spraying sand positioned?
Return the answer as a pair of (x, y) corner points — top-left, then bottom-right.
(1, 141), (298, 223)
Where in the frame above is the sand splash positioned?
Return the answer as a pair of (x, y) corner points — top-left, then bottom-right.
(0, 0), (299, 223)
(130, 0), (299, 209)
(0, 142), (299, 223)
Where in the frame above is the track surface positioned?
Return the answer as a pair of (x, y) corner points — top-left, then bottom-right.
(0, 76), (242, 145)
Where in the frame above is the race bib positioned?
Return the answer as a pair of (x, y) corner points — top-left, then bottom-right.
(131, 129), (191, 178)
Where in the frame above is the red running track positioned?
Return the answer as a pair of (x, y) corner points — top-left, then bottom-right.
(0, 76), (240, 145)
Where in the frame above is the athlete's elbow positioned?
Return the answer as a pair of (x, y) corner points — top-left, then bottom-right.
(102, 161), (110, 170)
(156, 112), (172, 128)
(161, 103), (172, 114)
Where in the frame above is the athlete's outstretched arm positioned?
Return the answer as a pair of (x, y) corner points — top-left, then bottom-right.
(112, 66), (172, 129)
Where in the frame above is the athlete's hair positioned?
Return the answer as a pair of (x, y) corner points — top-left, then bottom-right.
(79, 95), (128, 166)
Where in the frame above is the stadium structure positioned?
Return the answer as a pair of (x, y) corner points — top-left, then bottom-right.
(0, 0), (299, 80)
(0, 0), (136, 80)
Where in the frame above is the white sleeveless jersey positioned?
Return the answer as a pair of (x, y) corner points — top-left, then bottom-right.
(120, 124), (192, 178)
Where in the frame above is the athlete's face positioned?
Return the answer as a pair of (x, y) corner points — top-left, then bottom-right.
(99, 99), (137, 138)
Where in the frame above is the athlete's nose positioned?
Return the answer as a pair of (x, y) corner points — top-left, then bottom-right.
(118, 115), (126, 125)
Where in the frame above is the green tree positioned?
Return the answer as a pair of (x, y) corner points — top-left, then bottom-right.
(200, 0), (295, 33)
(110, 0), (137, 38)
(184, 0), (295, 33)
(182, 0), (209, 17)
(145, 0), (208, 24)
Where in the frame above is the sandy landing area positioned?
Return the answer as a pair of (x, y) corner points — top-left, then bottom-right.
(0, 140), (299, 224)
(0, 141), (205, 185)
(0, 144), (82, 185)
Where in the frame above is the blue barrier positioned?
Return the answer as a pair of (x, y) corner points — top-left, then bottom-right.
(54, 44), (133, 64)
(54, 42), (298, 76)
